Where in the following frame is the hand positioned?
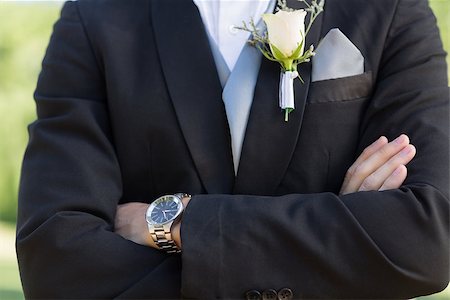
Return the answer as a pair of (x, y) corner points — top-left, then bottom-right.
(114, 202), (154, 247)
(114, 196), (191, 249)
(340, 134), (416, 195)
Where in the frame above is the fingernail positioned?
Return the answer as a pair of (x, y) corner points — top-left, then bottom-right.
(401, 145), (413, 156)
(375, 136), (387, 145)
(394, 135), (407, 145)
(393, 165), (405, 176)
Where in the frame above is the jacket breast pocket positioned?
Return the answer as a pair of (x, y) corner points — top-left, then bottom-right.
(308, 71), (373, 103)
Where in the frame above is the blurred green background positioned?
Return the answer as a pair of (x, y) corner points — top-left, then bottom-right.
(0, 1), (449, 299)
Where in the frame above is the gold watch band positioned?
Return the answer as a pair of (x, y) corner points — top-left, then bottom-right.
(174, 193), (191, 201)
(150, 223), (181, 254)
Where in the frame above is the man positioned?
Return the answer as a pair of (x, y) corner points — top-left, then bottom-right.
(16, 0), (449, 299)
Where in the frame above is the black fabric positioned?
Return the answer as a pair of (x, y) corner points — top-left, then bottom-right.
(308, 72), (373, 103)
(17, 0), (449, 299)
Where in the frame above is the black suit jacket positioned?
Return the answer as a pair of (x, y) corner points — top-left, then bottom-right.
(17, 0), (449, 298)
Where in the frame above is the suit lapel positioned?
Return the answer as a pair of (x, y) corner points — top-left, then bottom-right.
(151, 0), (234, 194)
(234, 0), (325, 195)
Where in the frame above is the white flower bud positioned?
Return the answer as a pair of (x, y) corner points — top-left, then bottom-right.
(263, 9), (307, 59)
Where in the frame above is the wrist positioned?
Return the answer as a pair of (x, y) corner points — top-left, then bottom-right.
(171, 218), (182, 249)
(142, 204), (157, 248)
(171, 195), (191, 249)
(145, 193), (191, 253)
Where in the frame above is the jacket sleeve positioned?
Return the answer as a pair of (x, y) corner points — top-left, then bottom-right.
(180, 0), (450, 298)
(16, 2), (181, 299)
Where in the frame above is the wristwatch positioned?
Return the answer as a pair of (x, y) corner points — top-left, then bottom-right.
(145, 193), (190, 253)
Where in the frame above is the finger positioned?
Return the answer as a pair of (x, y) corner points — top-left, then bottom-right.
(359, 144), (416, 192)
(340, 136), (388, 194)
(350, 136), (389, 171)
(343, 134), (410, 193)
(379, 165), (408, 191)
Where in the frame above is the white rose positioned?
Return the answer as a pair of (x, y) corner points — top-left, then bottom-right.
(263, 9), (307, 60)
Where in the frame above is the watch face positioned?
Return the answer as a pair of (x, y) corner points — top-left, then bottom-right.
(146, 195), (183, 225)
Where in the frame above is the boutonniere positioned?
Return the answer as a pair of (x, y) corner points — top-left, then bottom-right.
(237, 0), (324, 121)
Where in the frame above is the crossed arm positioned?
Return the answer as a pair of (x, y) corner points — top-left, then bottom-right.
(115, 134), (416, 249)
(17, 0), (448, 298)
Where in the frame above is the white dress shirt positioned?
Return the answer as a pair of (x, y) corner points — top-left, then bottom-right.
(192, 0), (271, 72)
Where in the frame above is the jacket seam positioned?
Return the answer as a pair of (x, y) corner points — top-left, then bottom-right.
(74, 1), (105, 77)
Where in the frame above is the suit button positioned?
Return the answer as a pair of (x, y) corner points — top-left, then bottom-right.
(262, 289), (277, 300)
(277, 288), (293, 300)
(246, 290), (262, 300)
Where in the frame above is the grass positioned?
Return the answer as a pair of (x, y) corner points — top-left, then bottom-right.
(0, 222), (23, 300)
(0, 1), (448, 299)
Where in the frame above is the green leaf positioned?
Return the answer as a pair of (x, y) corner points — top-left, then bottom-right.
(270, 43), (288, 61)
(282, 59), (294, 71)
(290, 32), (305, 60)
